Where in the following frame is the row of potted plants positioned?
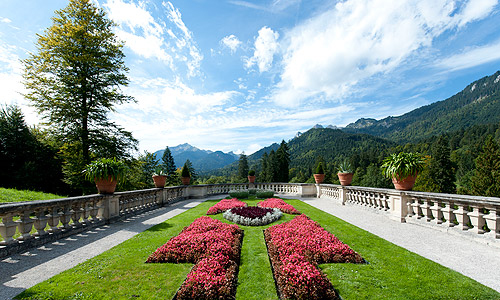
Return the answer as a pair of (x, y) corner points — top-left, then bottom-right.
(84, 151), (425, 195)
(206, 198), (248, 215)
(314, 152), (425, 190)
(146, 216), (243, 299)
(257, 198), (300, 215)
(264, 214), (364, 299)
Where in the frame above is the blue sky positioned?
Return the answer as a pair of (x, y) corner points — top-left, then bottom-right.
(1, 0), (500, 155)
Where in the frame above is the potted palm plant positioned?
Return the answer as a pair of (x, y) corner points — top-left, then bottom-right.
(314, 162), (326, 184)
(181, 162), (191, 185)
(152, 169), (167, 188)
(337, 160), (353, 186)
(248, 170), (256, 183)
(84, 158), (127, 194)
(381, 152), (425, 190)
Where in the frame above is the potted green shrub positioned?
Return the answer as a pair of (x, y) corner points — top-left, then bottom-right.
(314, 162), (326, 184)
(152, 169), (167, 188)
(248, 170), (256, 183)
(337, 160), (353, 186)
(84, 158), (127, 194)
(181, 162), (191, 185)
(381, 152), (425, 190)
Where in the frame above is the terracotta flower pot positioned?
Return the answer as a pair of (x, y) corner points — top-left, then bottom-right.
(337, 172), (353, 186)
(94, 176), (117, 194)
(392, 175), (417, 191)
(247, 175), (256, 183)
(314, 174), (325, 184)
(181, 176), (190, 185)
(152, 175), (167, 188)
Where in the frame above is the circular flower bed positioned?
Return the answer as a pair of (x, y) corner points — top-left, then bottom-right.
(223, 206), (282, 226)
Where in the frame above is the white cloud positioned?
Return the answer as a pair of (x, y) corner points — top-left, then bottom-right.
(220, 35), (242, 53)
(437, 39), (500, 71)
(103, 0), (203, 77)
(246, 26), (279, 72)
(1, 18), (12, 23)
(272, 0), (498, 107)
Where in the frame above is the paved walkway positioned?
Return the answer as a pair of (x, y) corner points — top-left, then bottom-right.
(0, 197), (214, 300)
(294, 196), (500, 293)
(1, 195), (499, 299)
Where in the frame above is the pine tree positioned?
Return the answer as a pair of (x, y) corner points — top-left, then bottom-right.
(161, 147), (176, 175)
(428, 136), (456, 193)
(266, 150), (279, 182)
(22, 0), (137, 192)
(276, 140), (290, 182)
(470, 135), (500, 197)
(261, 152), (269, 182)
(238, 153), (249, 179)
(185, 159), (198, 182)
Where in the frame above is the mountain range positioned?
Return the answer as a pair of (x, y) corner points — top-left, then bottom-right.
(154, 70), (500, 175)
(153, 143), (238, 173)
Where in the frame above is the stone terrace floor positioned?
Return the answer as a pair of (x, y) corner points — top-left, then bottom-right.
(1, 195), (499, 299)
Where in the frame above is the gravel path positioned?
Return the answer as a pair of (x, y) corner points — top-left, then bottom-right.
(294, 196), (500, 293)
(0, 197), (213, 300)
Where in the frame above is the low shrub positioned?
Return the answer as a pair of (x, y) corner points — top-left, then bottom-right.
(229, 191), (249, 199)
(146, 216), (243, 299)
(258, 198), (300, 214)
(223, 207), (282, 226)
(264, 214), (364, 299)
(207, 198), (247, 215)
(247, 188), (258, 195)
(256, 190), (274, 198)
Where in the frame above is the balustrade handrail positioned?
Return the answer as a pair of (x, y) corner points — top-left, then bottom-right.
(404, 190), (500, 206)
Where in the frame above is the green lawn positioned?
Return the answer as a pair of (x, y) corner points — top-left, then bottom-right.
(15, 198), (500, 300)
(0, 187), (65, 203)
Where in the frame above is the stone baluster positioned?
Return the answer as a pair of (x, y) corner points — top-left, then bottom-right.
(406, 198), (416, 217)
(421, 199), (433, 222)
(33, 208), (49, 237)
(46, 207), (61, 233)
(412, 200), (423, 219)
(90, 200), (100, 222)
(441, 201), (456, 227)
(0, 213), (18, 245)
(453, 204), (470, 230)
(82, 202), (93, 226)
(484, 207), (499, 239)
(16, 210), (35, 241)
(430, 200), (443, 224)
(60, 205), (72, 230)
(71, 203), (83, 228)
(467, 205), (485, 234)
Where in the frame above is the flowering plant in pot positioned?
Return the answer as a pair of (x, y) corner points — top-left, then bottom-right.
(84, 158), (127, 194)
(337, 160), (353, 186)
(314, 162), (326, 184)
(180, 162), (191, 185)
(381, 152), (425, 190)
(248, 169), (256, 183)
(152, 169), (167, 188)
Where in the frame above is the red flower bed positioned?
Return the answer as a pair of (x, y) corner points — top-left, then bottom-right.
(230, 206), (274, 219)
(146, 216), (243, 299)
(258, 198), (300, 214)
(264, 214), (364, 299)
(207, 198), (247, 215)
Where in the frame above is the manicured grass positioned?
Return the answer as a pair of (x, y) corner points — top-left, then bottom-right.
(15, 198), (500, 300)
(0, 187), (65, 203)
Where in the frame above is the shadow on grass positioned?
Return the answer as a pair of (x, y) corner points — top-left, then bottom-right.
(146, 222), (174, 232)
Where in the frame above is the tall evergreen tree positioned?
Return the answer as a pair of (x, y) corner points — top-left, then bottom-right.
(428, 136), (456, 193)
(238, 153), (249, 179)
(266, 150), (278, 182)
(161, 147), (176, 175)
(185, 159), (198, 182)
(470, 135), (500, 197)
(261, 152), (269, 182)
(276, 140), (290, 182)
(22, 0), (137, 192)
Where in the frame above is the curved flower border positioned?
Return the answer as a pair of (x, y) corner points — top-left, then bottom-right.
(146, 216), (243, 299)
(223, 207), (282, 226)
(264, 214), (364, 299)
(258, 198), (300, 214)
(207, 198), (248, 215)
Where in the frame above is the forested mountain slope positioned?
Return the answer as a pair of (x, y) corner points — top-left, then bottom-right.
(344, 71), (500, 142)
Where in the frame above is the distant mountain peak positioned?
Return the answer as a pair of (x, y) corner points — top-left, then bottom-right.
(313, 124), (324, 129)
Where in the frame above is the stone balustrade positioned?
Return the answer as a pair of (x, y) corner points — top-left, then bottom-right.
(1, 182), (499, 258)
